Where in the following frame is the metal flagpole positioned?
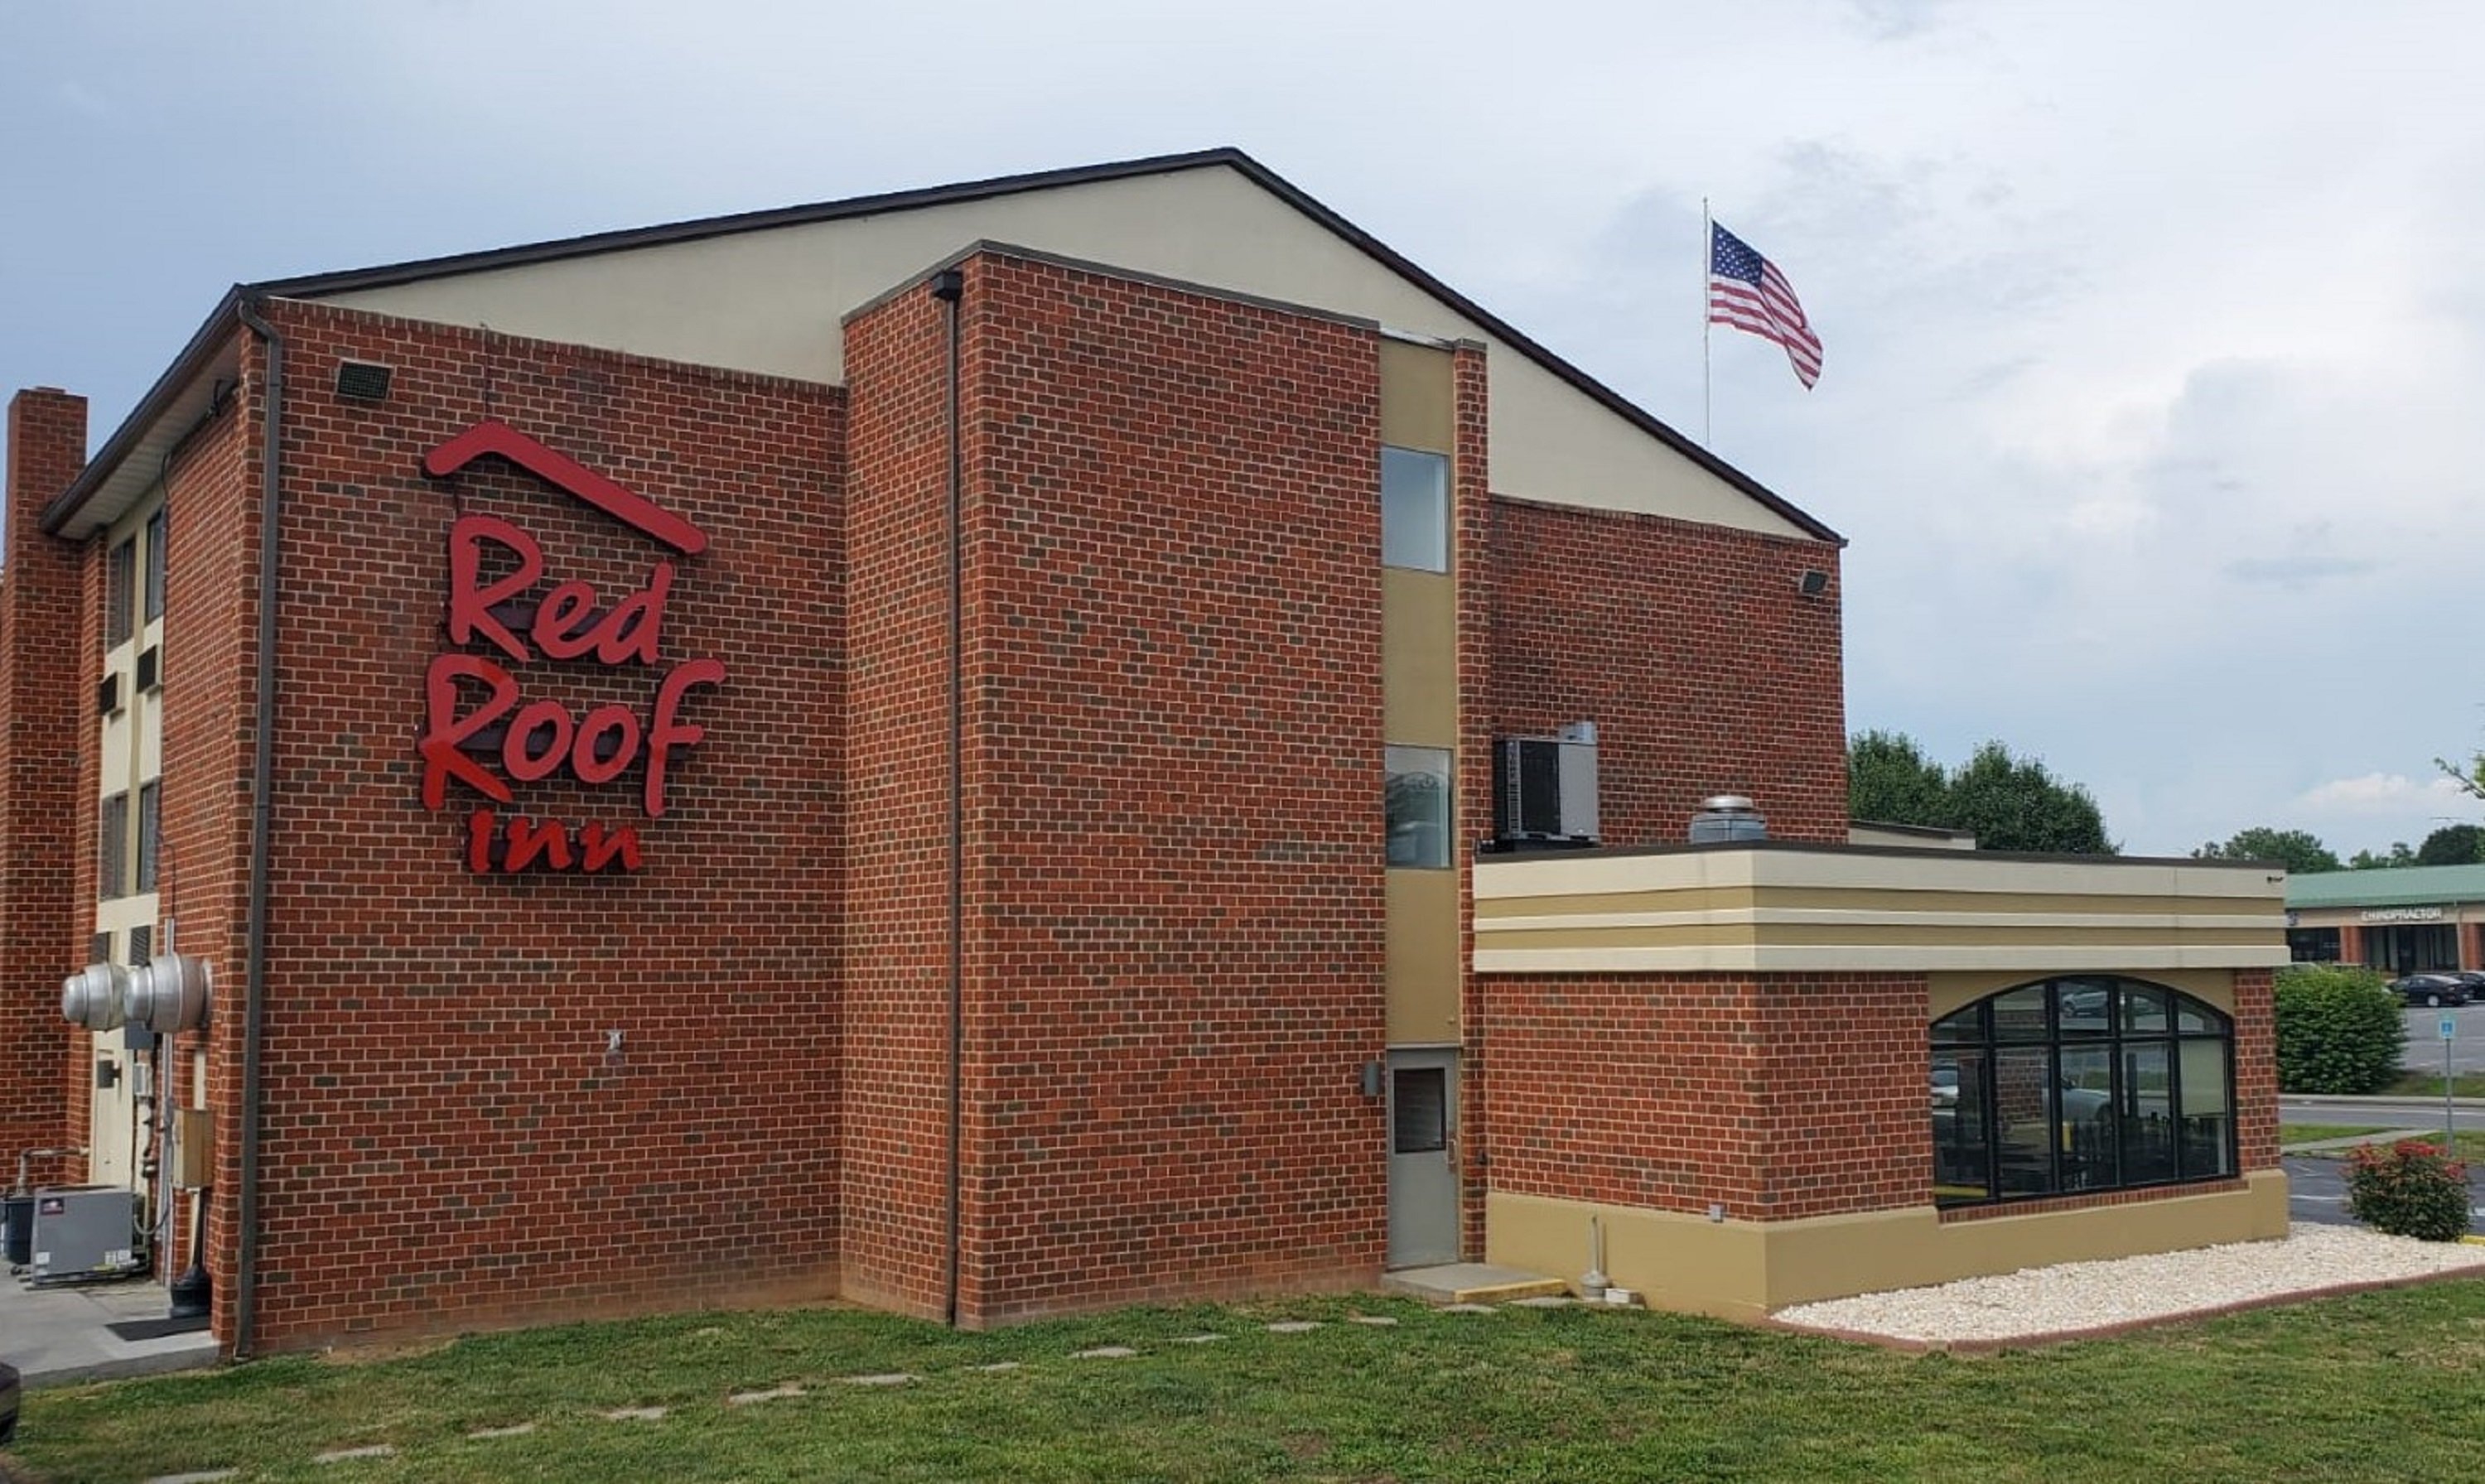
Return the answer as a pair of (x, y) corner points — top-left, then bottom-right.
(1701, 197), (1712, 448)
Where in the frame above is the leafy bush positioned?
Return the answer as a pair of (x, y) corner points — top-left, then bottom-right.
(2274, 965), (2405, 1094)
(2345, 1140), (2474, 1241)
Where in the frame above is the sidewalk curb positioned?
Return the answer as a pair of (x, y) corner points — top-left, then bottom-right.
(2281, 1094), (2485, 1109)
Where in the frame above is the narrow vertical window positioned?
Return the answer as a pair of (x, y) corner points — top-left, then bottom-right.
(136, 781), (161, 894)
(99, 792), (129, 899)
(1384, 746), (1453, 868)
(143, 508), (167, 623)
(107, 539), (137, 648)
(1380, 446), (1449, 572)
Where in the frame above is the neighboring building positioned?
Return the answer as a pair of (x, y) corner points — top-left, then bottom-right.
(2284, 864), (2485, 971)
(1, 150), (2288, 1352)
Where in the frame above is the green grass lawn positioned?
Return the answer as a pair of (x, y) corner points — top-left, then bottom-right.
(12, 1283), (2485, 1483)
(2278, 1122), (2399, 1145)
(2381, 1069), (2485, 1100)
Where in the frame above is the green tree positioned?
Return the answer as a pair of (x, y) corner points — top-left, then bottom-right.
(2414, 823), (2484, 866)
(2349, 842), (2418, 870)
(1942, 740), (2116, 855)
(2193, 827), (2342, 875)
(1847, 730), (1951, 828)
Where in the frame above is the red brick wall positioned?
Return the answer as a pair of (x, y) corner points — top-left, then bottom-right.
(1489, 500), (1846, 846)
(1484, 971), (1927, 1221)
(2231, 967), (2279, 1173)
(950, 253), (1388, 1323)
(837, 278), (956, 1320)
(0, 389), (89, 1177)
(1452, 344), (1494, 1261)
(197, 302), (844, 1347)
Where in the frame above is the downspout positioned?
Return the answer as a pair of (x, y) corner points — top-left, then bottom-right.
(232, 296), (283, 1358)
(931, 265), (965, 1327)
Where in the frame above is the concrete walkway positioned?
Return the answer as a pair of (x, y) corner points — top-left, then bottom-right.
(0, 1275), (218, 1387)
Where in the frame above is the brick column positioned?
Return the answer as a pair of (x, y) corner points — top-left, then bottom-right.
(2338, 922), (2365, 967)
(1, 388), (89, 1178)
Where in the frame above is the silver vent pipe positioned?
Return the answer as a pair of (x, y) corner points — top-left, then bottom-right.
(1689, 794), (1768, 844)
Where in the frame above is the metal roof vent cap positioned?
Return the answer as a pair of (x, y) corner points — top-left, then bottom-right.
(1689, 795), (1768, 844)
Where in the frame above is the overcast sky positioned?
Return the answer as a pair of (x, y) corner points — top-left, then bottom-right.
(7, 1), (2481, 858)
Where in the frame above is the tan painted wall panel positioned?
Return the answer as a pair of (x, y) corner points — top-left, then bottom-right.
(325, 166), (1817, 538)
(1387, 868), (1461, 1044)
(1382, 569), (1455, 748)
(1378, 340), (1454, 453)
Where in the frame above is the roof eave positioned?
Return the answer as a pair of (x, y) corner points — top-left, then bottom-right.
(40, 287), (247, 537)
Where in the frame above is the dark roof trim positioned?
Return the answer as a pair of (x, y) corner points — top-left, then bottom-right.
(41, 287), (244, 535)
(55, 147), (1842, 544)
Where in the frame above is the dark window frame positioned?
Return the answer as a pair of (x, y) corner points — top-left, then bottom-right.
(106, 537), (138, 648)
(143, 507), (167, 624)
(1932, 975), (2236, 1210)
(135, 780), (161, 894)
(99, 791), (129, 900)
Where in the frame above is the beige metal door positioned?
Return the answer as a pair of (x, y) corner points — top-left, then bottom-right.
(1386, 1050), (1460, 1267)
(88, 1029), (142, 1190)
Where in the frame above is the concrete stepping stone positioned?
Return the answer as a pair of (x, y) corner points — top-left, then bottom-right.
(1509, 1296), (1572, 1308)
(601, 1405), (668, 1422)
(972, 1360), (1025, 1372)
(314, 1444), (397, 1464)
(727, 1383), (805, 1405)
(1074, 1345), (1138, 1359)
(842, 1372), (916, 1386)
(142, 1472), (238, 1484)
(1265, 1321), (1323, 1333)
(1348, 1314), (1401, 1326)
(467, 1423), (538, 1439)
(1441, 1303), (1498, 1314)
(1171, 1333), (1226, 1344)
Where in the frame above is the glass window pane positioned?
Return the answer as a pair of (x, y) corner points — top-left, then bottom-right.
(1991, 983), (2048, 1040)
(2119, 1043), (2177, 1183)
(2121, 983), (2170, 1035)
(2058, 1045), (2116, 1191)
(1384, 745), (1452, 869)
(1992, 1047), (2057, 1196)
(1380, 446), (1449, 572)
(106, 540), (136, 648)
(2174, 995), (2225, 1035)
(135, 782), (160, 893)
(1932, 1048), (1989, 1205)
(1392, 1068), (1447, 1154)
(2058, 977), (2113, 1036)
(1932, 1005), (1981, 1043)
(143, 508), (167, 623)
(2179, 1039), (2234, 1178)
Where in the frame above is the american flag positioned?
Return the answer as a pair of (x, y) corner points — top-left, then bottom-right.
(1708, 222), (1822, 388)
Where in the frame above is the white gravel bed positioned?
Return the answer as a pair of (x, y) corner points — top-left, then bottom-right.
(1773, 1224), (2485, 1344)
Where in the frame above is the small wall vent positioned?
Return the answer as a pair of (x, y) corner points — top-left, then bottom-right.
(96, 672), (122, 716)
(335, 360), (393, 402)
(137, 644), (161, 692)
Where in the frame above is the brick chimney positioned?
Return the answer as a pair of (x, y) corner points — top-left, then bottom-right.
(2, 388), (90, 1177)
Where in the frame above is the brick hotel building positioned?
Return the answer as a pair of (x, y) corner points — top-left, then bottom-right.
(1, 151), (2289, 1354)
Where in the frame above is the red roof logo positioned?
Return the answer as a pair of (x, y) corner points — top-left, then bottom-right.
(421, 419), (708, 556)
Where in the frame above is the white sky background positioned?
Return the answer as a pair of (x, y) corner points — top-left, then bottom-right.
(5, 0), (2482, 857)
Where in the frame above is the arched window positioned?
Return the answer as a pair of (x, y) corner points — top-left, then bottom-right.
(1931, 976), (2234, 1208)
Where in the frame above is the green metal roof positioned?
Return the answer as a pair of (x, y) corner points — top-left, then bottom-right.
(2285, 863), (2485, 909)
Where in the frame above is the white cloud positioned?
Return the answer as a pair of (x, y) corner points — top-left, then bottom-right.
(2295, 774), (2469, 815)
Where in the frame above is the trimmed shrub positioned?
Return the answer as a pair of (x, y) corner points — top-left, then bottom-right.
(2273, 965), (2405, 1094)
(2344, 1140), (2474, 1241)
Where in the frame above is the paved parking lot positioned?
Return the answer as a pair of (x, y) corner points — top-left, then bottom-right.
(2402, 1000), (2485, 1076)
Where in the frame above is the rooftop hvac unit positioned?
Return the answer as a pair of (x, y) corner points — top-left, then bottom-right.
(1493, 725), (1600, 849)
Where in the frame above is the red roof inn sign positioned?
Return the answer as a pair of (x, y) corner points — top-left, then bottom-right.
(417, 421), (724, 874)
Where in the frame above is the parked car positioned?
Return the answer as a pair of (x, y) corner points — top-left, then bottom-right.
(2389, 973), (2472, 1008)
(2, 1357), (17, 1446)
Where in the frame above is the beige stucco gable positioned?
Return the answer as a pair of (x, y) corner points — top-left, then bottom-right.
(318, 164), (1817, 540)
